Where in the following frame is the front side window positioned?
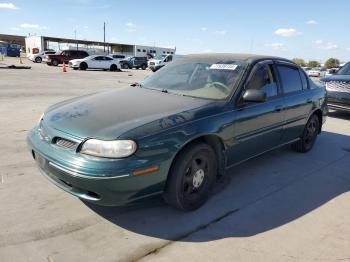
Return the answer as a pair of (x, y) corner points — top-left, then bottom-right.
(246, 64), (278, 98)
(276, 65), (303, 94)
(142, 60), (247, 100)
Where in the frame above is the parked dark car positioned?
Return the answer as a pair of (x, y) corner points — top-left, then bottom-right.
(44, 50), (89, 66)
(321, 62), (350, 112)
(120, 56), (148, 70)
(27, 54), (327, 211)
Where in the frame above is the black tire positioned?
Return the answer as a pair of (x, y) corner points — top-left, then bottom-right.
(141, 64), (147, 70)
(122, 63), (129, 69)
(110, 64), (117, 71)
(163, 143), (217, 211)
(35, 57), (42, 63)
(292, 114), (320, 153)
(52, 59), (59, 66)
(80, 62), (88, 70)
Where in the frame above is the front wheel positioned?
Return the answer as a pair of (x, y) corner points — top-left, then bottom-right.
(80, 62), (88, 70)
(292, 114), (320, 153)
(163, 143), (217, 211)
(35, 57), (42, 63)
(141, 64), (147, 70)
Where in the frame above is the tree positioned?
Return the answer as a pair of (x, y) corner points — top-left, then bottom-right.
(307, 60), (320, 68)
(292, 58), (306, 67)
(324, 58), (340, 69)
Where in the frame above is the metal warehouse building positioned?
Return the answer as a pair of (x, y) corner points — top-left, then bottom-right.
(24, 35), (175, 58)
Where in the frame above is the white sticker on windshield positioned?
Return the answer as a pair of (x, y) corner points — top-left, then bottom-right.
(210, 64), (238, 70)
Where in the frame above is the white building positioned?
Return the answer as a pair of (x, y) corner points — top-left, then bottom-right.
(25, 36), (175, 58)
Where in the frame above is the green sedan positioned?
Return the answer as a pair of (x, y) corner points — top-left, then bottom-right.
(27, 54), (327, 211)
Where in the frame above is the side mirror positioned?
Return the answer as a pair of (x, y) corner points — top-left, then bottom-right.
(242, 89), (267, 103)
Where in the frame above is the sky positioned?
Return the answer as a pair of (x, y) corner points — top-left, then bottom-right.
(0, 0), (349, 62)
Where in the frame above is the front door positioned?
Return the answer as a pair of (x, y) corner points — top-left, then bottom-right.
(227, 61), (285, 166)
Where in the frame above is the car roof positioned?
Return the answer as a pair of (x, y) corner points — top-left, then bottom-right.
(183, 53), (294, 64)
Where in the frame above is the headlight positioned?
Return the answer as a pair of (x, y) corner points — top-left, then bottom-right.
(80, 139), (137, 158)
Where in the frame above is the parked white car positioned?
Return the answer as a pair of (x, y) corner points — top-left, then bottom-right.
(148, 54), (173, 72)
(307, 68), (321, 77)
(69, 55), (121, 71)
(28, 50), (56, 63)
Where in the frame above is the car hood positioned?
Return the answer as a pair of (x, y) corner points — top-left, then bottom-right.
(43, 87), (213, 140)
(321, 74), (350, 82)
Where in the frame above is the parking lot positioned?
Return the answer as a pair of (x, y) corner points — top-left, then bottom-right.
(0, 57), (349, 262)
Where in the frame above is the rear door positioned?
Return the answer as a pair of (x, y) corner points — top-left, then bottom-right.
(275, 62), (313, 142)
(90, 56), (104, 68)
(227, 60), (285, 165)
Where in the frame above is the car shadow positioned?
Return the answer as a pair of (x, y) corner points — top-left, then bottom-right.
(83, 131), (350, 242)
(328, 110), (350, 120)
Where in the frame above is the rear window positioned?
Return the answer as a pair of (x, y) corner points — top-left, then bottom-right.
(337, 62), (350, 75)
(276, 65), (303, 94)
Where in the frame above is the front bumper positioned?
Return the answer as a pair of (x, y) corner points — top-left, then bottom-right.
(27, 126), (168, 206)
(327, 90), (350, 112)
(149, 65), (163, 71)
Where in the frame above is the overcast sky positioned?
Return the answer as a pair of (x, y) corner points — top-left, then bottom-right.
(0, 0), (349, 62)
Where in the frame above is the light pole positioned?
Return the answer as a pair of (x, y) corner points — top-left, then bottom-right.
(103, 22), (106, 53)
(74, 29), (78, 50)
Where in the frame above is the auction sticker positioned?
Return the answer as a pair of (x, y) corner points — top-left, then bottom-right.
(210, 63), (238, 70)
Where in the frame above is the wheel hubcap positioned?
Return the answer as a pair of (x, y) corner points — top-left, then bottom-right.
(193, 169), (205, 188)
(305, 119), (317, 144)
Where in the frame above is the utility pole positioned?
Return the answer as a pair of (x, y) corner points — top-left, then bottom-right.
(103, 22), (106, 53)
(74, 29), (78, 50)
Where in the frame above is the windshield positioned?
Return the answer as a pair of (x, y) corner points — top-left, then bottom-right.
(337, 62), (350, 75)
(141, 59), (247, 100)
(154, 54), (167, 60)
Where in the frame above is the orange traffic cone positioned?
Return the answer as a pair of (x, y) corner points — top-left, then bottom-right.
(62, 61), (67, 72)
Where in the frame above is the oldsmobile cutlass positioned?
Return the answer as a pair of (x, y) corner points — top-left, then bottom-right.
(27, 54), (327, 211)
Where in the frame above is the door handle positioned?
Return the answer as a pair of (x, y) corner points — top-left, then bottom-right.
(275, 105), (283, 112)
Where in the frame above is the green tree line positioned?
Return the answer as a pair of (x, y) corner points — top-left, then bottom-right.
(292, 58), (341, 68)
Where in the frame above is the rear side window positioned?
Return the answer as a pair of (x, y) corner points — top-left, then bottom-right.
(276, 65), (303, 94)
(299, 69), (309, 90)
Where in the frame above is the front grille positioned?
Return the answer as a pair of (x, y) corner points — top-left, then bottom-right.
(326, 81), (350, 92)
(55, 137), (77, 149)
(150, 62), (155, 65)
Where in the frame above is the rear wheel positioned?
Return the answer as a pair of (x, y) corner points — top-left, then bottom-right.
(110, 64), (117, 71)
(52, 59), (59, 66)
(292, 114), (320, 153)
(122, 63), (129, 69)
(163, 143), (217, 211)
(80, 62), (88, 70)
(35, 57), (42, 63)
